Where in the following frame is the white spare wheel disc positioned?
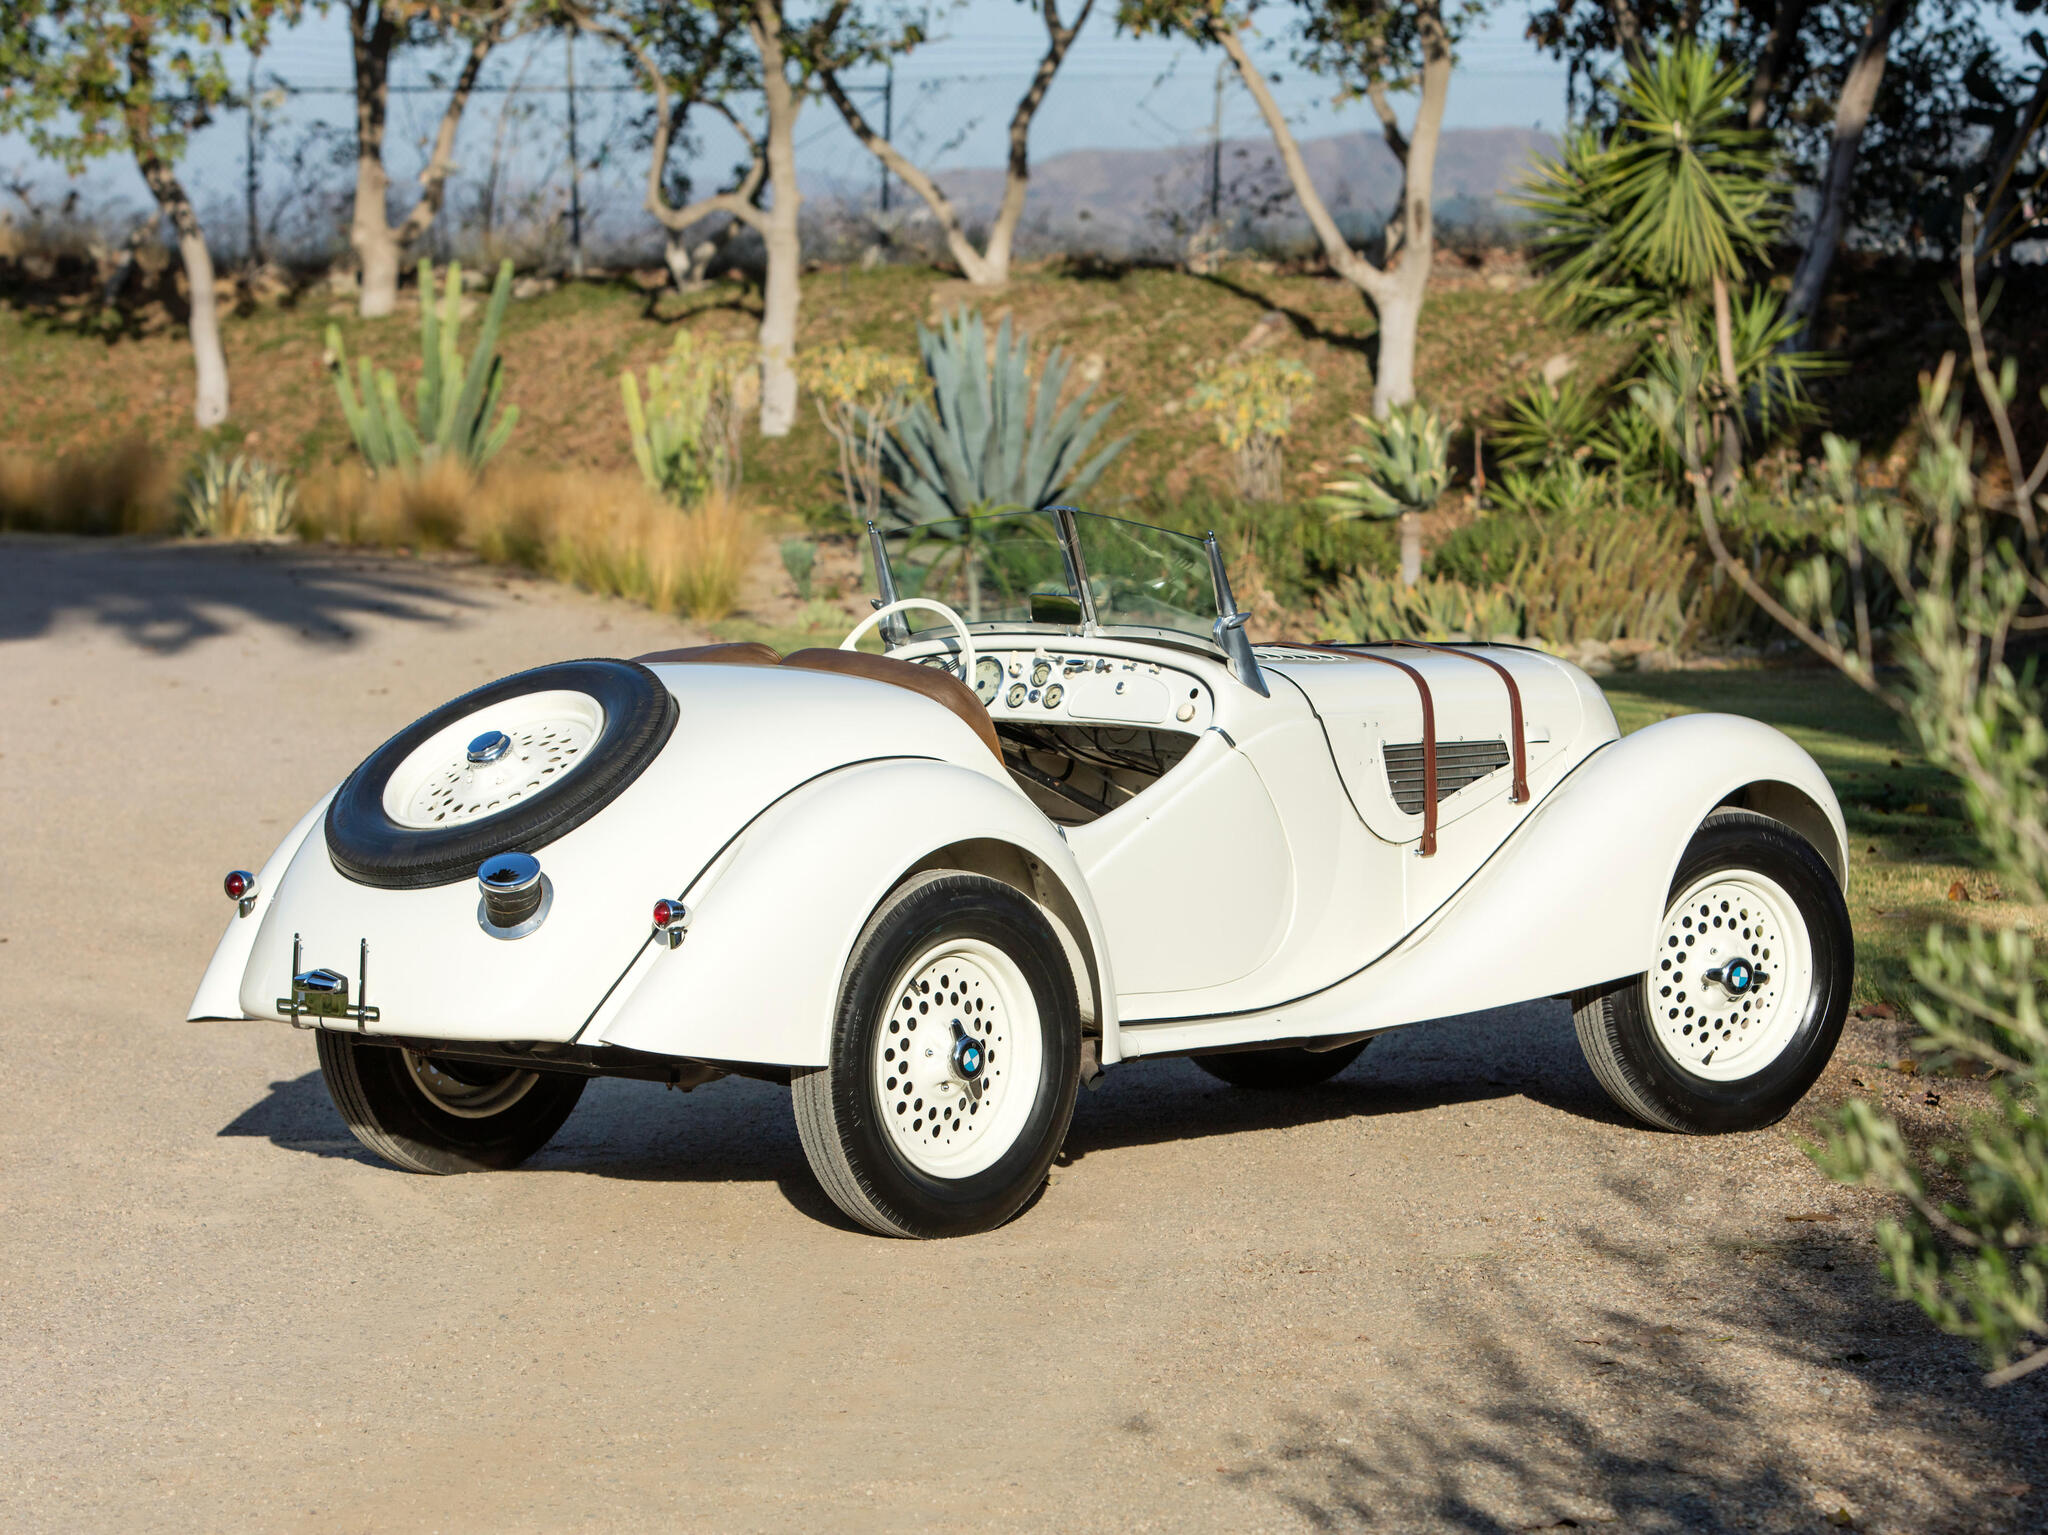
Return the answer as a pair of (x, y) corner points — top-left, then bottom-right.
(381, 690), (606, 829)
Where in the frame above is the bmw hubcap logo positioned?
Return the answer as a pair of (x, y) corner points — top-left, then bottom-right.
(1724, 959), (1753, 993)
(952, 1036), (984, 1079)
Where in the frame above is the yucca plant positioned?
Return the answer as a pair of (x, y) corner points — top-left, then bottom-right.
(1322, 402), (1452, 587)
(878, 309), (1128, 526)
(182, 452), (297, 539)
(1489, 374), (1604, 473)
(327, 258), (520, 473)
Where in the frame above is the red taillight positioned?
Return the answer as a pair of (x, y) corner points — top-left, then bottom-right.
(653, 899), (679, 929)
(224, 870), (256, 902)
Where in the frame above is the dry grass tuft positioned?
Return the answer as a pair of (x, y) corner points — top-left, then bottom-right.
(0, 439), (176, 536)
(301, 462), (759, 621)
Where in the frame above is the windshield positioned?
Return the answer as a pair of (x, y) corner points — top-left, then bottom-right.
(876, 508), (1224, 644)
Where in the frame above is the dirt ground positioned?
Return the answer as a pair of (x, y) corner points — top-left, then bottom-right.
(3, 537), (2044, 1534)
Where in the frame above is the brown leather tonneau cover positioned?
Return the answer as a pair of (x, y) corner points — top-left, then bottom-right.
(781, 648), (1004, 762)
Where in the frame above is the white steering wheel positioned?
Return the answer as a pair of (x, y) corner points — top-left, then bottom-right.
(841, 598), (979, 691)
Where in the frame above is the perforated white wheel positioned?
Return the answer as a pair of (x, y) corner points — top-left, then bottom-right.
(1574, 810), (1853, 1134)
(1651, 870), (1813, 1081)
(381, 689), (605, 829)
(793, 873), (1082, 1238)
(873, 938), (1044, 1179)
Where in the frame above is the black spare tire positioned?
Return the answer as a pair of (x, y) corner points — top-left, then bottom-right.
(326, 658), (677, 889)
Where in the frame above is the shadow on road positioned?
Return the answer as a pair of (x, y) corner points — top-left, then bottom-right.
(1203, 1194), (2048, 1534)
(0, 537), (479, 653)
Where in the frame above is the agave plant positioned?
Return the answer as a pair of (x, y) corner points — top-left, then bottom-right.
(1489, 375), (1603, 472)
(182, 452), (297, 540)
(1322, 403), (1452, 587)
(876, 309), (1128, 526)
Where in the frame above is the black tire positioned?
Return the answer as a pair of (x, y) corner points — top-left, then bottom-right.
(792, 873), (1082, 1238)
(1195, 1038), (1371, 1089)
(316, 1031), (587, 1173)
(1573, 809), (1853, 1134)
(326, 658), (677, 890)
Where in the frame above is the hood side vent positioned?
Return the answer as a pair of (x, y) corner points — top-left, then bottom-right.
(1385, 739), (1509, 815)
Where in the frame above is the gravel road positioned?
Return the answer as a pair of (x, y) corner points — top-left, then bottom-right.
(3, 537), (2043, 1534)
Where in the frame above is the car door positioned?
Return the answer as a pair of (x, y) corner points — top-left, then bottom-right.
(1067, 728), (1295, 998)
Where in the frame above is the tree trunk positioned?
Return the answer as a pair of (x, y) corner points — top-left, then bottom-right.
(1746, 0), (1813, 128)
(819, 0), (1091, 289)
(125, 34), (228, 428)
(177, 225), (231, 429)
(1399, 511), (1421, 588)
(1372, 269), (1426, 417)
(1784, 0), (1909, 347)
(753, 1), (802, 438)
(1710, 271), (1743, 496)
(348, 4), (493, 318)
(1214, 7), (1448, 416)
(349, 4), (400, 316)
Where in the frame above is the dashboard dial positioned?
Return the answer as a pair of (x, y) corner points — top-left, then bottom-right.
(1005, 682), (1027, 708)
(1029, 659), (1052, 687)
(974, 657), (1004, 702)
(1042, 683), (1064, 709)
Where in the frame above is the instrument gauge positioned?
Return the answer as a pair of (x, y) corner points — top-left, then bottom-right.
(1042, 684), (1064, 709)
(974, 657), (1004, 702)
(1005, 682), (1027, 708)
(1029, 659), (1052, 687)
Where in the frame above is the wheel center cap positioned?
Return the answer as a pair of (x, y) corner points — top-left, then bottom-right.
(1705, 958), (1757, 996)
(950, 1032), (985, 1081)
(466, 729), (513, 765)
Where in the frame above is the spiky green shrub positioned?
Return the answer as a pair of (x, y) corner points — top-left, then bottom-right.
(326, 258), (520, 472)
(182, 452), (297, 539)
(1322, 402), (1451, 586)
(622, 331), (750, 506)
(1489, 375), (1603, 473)
(780, 536), (816, 599)
(878, 309), (1128, 526)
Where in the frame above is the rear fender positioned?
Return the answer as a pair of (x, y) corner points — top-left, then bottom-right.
(186, 789), (337, 1021)
(596, 760), (1117, 1067)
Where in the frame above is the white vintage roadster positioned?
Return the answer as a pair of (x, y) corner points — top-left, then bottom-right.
(193, 507), (1853, 1237)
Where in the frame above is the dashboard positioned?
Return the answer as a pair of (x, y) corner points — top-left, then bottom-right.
(914, 646), (1215, 732)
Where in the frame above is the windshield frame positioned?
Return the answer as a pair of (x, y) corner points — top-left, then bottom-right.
(867, 506), (1238, 654)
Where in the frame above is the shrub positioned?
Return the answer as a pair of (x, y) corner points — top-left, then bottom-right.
(1316, 500), (1703, 652)
(622, 330), (751, 506)
(181, 453), (297, 540)
(301, 463), (759, 622)
(1185, 355), (1315, 502)
(799, 343), (921, 528)
(326, 258), (520, 473)
(781, 537), (817, 599)
(1489, 375), (1603, 472)
(880, 309), (1128, 525)
(0, 439), (175, 535)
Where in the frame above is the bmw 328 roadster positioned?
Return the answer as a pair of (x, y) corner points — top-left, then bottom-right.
(193, 507), (1853, 1237)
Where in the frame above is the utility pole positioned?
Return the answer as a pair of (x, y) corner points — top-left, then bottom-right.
(1208, 59), (1224, 225)
(245, 52), (262, 266)
(880, 64), (894, 214)
(566, 31), (584, 276)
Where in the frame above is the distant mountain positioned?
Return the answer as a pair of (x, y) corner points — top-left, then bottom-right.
(804, 126), (1556, 256)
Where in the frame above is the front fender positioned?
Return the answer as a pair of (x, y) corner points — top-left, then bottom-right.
(595, 759), (1117, 1068)
(1369, 711), (1846, 1021)
(186, 788), (337, 1021)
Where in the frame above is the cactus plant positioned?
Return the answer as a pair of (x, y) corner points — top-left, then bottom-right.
(1322, 403), (1452, 587)
(326, 258), (520, 472)
(878, 309), (1127, 526)
(621, 331), (750, 506)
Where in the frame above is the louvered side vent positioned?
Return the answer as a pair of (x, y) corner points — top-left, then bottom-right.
(1384, 739), (1512, 814)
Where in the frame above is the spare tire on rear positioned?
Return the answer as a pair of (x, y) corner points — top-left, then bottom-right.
(326, 658), (678, 889)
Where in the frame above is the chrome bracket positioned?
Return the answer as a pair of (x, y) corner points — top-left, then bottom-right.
(278, 935), (380, 1030)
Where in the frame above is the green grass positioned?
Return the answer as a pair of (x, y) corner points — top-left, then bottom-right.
(1601, 668), (2009, 1008)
